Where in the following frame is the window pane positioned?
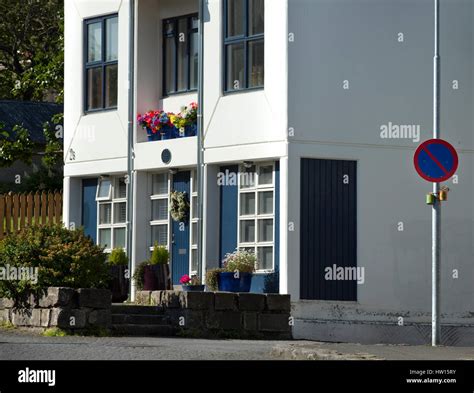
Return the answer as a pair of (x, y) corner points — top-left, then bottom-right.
(192, 171), (197, 193)
(114, 228), (126, 248)
(227, 0), (244, 37)
(114, 202), (127, 223)
(99, 228), (111, 249)
(152, 199), (168, 221)
(164, 20), (174, 35)
(257, 246), (272, 270)
(257, 219), (273, 242)
(248, 40), (264, 88)
(249, 0), (264, 35)
(97, 178), (111, 199)
(105, 64), (118, 108)
(258, 191), (273, 214)
(192, 196), (198, 219)
(177, 18), (188, 91)
(191, 249), (198, 272)
(151, 225), (168, 246)
(152, 173), (168, 195)
(258, 165), (273, 185)
(226, 43), (244, 91)
(192, 222), (198, 246)
(99, 203), (112, 224)
(165, 36), (176, 94)
(115, 177), (127, 198)
(190, 31), (199, 90)
(240, 220), (255, 243)
(240, 193), (255, 215)
(240, 166), (255, 189)
(106, 17), (118, 61)
(87, 67), (103, 110)
(87, 22), (102, 62)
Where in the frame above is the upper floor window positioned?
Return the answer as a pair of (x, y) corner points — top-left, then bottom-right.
(163, 14), (199, 96)
(85, 14), (118, 112)
(224, 0), (264, 92)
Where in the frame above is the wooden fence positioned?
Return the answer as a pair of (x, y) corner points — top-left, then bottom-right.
(0, 191), (63, 240)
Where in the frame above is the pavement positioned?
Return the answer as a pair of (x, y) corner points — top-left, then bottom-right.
(1, 328), (474, 360)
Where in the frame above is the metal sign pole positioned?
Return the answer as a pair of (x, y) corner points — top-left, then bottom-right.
(432, 0), (441, 346)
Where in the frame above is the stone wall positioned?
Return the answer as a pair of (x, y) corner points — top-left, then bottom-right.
(136, 290), (292, 339)
(0, 287), (112, 331)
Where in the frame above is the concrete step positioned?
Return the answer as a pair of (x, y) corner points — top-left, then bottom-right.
(111, 304), (164, 315)
(111, 324), (175, 337)
(112, 313), (169, 325)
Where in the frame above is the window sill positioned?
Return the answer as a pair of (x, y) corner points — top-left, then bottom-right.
(223, 86), (264, 96)
(161, 90), (198, 99)
(83, 107), (118, 115)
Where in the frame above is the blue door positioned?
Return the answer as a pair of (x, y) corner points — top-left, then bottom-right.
(171, 171), (191, 285)
(82, 178), (98, 243)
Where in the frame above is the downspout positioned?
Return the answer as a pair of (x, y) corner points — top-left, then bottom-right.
(127, 0), (136, 301)
(197, 0), (205, 282)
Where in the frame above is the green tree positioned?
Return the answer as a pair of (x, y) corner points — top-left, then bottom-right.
(0, 0), (64, 102)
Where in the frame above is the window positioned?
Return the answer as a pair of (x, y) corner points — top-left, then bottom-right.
(238, 163), (275, 272)
(150, 173), (170, 249)
(189, 171), (199, 275)
(224, 0), (264, 92)
(97, 176), (127, 251)
(163, 14), (199, 96)
(85, 14), (118, 112)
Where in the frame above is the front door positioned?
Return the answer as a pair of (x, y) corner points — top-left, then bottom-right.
(171, 171), (191, 285)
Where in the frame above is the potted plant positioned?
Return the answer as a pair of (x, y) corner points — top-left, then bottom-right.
(180, 274), (205, 292)
(217, 250), (256, 292)
(205, 268), (225, 292)
(132, 243), (171, 291)
(107, 248), (129, 302)
(137, 110), (179, 141)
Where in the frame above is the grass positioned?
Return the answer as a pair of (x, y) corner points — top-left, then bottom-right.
(0, 321), (15, 330)
(43, 327), (68, 337)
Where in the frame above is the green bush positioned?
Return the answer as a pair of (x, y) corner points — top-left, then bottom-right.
(222, 250), (256, 274)
(108, 248), (128, 266)
(0, 225), (109, 308)
(150, 243), (169, 265)
(205, 268), (225, 291)
(132, 262), (147, 290)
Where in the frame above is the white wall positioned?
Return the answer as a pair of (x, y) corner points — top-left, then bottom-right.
(287, 0), (474, 322)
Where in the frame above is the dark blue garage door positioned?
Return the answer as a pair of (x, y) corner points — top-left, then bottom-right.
(300, 159), (357, 301)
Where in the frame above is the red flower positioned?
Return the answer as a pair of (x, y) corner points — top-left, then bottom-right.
(180, 274), (191, 285)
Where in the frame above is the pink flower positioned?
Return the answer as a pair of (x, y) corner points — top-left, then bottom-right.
(180, 274), (191, 285)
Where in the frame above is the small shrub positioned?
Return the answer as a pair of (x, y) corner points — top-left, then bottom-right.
(43, 327), (68, 337)
(108, 248), (128, 266)
(132, 262), (147, 290)
(205, 268), (225, 291)
(150, 243), (169, 265)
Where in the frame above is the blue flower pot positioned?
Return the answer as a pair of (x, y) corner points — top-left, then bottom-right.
(182, 285), (205, 292)
(160, 125), (179, 140)
(146, 127), (161, 141)
(185, 124), (197, 137)
(217, 272), (252, 293)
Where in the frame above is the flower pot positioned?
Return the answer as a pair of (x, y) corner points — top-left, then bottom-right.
(217, 272), (252, 293)
(153, 264), (171, 290)
(160, 126), (179, 140)
(143, 265), (158, 290)
(182, 285), (205, 292)
(146, 127), (161, 141)
(108, 265), (129, 303)
(184, 124), (197, 137)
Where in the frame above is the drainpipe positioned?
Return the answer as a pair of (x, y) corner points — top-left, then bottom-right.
(127, 0), (136, 302)
(197, 0), (205, 282)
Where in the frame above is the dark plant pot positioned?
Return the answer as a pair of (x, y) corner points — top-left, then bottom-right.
(184, 124), (197, 137)
(160, 126), (178, 140)
(217, 272), (252, 293)
(143, 264), (171, 291)
(146, 127), (161, 142)
(182, 284), (205, 292)
(143, 265), (158, 290)
(108, 265), (129, 303)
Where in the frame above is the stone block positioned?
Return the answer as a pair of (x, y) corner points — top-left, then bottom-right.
(30, 309), (42, 327)
(78, 289), (111, 309)
(0, 309), (11, 323)
(12, 309), (33, 326)
(265, 294), (291, 312)
(0, 298), (14, 309)
(150, 291), (162, 306)
(243, 312), (257, 331)
(179, 291), (214, 310)
(169, 309), (205, 329)
(51, 308), (87, 329)
(258, 313), (291, 332)
(38, 287), (75, 308)
(206, 311), (242, 330)
(214, 292), (237, 311)
(88, 309), (112, 327)
(161, 291), (181, 308)
(40, 309), (51, 327)
(237, 293), (265, 311)
(135, 291), (151, 305)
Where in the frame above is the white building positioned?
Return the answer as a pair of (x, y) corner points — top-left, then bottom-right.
(64, 0), (474, 345)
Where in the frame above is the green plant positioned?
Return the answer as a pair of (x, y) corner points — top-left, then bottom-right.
(42, 327), (68, 337)
(108, 248), (128, 266)
(0, 225), (109, 309)
(205, 268), (225, 291)
(0, 321), (15, 330)
(150, 243), (169, 265)
(170, 191), (189, 222)
(223, 250), (256, 273)
(132, 262), (147, 290)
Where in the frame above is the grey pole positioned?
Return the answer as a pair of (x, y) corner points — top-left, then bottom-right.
(432, 0), (441, 346)
(197, 0), (205, 282)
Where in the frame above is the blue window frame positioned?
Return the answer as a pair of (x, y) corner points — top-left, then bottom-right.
(163, 14), (199, 96)
(84, 14), (118, 113)
(224, 0), (264, 93)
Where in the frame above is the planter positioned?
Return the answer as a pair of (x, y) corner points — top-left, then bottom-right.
(160, 126), (179, 140)
(217, 272), (252, 293)
(143, 264), (171, 291)
(182, 285), (205, 292)
(108, 265), (129, 303)
(146, 127), (161, 142)
(184, 124), (197, 137)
